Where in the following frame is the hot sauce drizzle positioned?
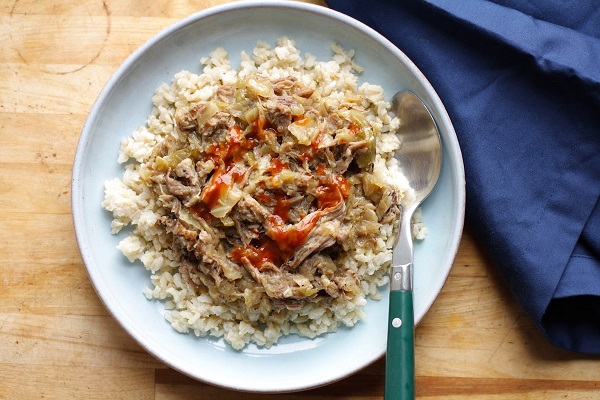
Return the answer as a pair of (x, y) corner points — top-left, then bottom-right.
(200, 163), (245, 209)
(315, 174), (350, 209)
(231, 238), (283, 271)
(266, 211), (320, 259)
(198, 125), (254, 211)
(200, 116), (353, 270)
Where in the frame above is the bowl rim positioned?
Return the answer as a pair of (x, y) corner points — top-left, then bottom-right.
(72, 0), (466, 392)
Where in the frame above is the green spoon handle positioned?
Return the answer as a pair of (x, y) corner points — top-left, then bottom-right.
(384, 289), (415, 400)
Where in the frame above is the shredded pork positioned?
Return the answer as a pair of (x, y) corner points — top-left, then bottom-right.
(139, 74), (401, 314)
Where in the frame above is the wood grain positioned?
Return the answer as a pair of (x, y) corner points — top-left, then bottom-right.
(1, 0), (598, 399)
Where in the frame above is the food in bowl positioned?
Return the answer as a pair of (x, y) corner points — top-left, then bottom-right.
(102, 37), (424, 349)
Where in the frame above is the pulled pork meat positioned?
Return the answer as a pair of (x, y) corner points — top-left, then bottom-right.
(141, 74), (401, 313)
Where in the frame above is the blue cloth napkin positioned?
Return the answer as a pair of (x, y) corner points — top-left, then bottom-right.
(327, 0), (600, 354)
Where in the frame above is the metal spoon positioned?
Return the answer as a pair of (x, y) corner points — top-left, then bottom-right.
(384, 91), (442, 400)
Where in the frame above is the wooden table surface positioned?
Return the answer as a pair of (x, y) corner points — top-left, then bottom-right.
(2, 0), (599, 398)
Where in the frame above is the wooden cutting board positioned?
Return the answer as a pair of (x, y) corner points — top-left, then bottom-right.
(1, 0), (599, 398)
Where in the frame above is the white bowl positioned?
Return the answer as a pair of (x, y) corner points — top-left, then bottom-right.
(72, 1), (465, 393)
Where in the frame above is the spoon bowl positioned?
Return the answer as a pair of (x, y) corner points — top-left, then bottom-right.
(393, 91), (443, 205)
(384, 91), (442, 400)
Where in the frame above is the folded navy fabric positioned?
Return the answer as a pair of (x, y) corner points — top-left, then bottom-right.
(327, 0), (600, 354)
